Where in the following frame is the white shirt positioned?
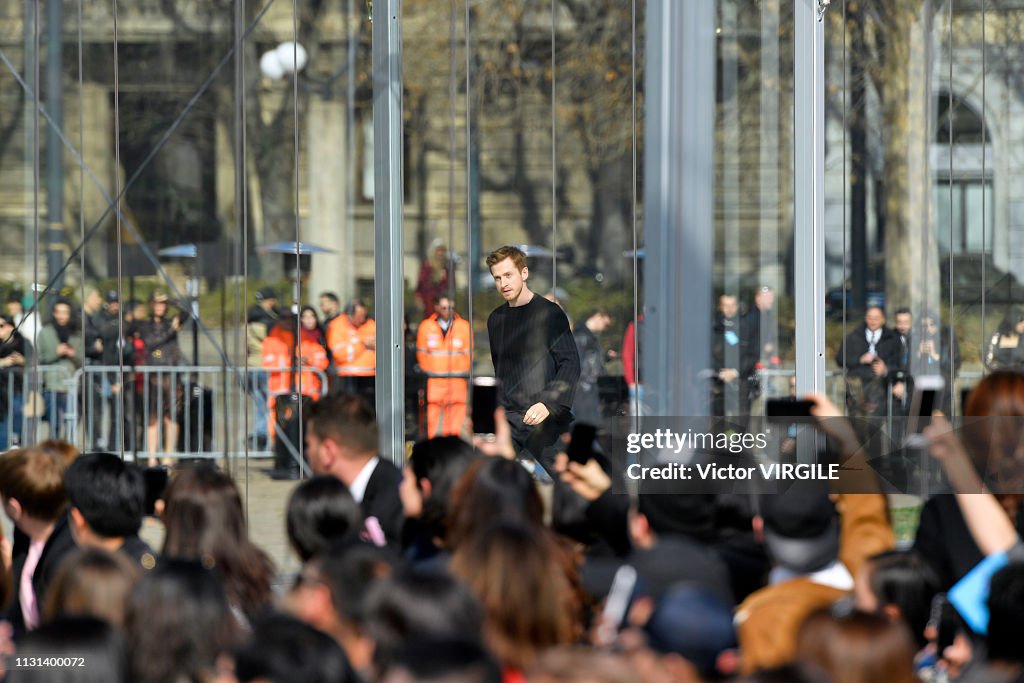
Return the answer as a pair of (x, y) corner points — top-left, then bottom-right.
(769, 560), (854, 591)
(348, 456), (380, 503)
(866, 328), (881, 354)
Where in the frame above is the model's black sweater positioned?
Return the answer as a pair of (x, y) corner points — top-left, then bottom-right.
(487, 294), (580, 417)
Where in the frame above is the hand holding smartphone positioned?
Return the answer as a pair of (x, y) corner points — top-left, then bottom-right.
(566, 423), (598, 465)
(905, 375), (945, 447)
(765, 397), (816, 422)
(471, 377), (498, 435)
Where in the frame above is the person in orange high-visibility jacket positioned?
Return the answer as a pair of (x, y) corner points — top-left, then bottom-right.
(262, 313), (329, 443)
(327, 299), (377, 381)
(416, 296), (472, 437)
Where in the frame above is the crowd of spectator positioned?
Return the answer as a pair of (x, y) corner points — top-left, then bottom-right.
(0, 370), (1015, 682)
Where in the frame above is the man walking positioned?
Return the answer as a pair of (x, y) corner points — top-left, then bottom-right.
(485, 246), (579, 478)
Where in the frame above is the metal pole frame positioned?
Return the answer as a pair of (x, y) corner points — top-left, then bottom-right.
(643, 0), (715, 418)
(793, 0), (826, 398)
(372, 0), (405, 463)
(794, 0), (827, 462)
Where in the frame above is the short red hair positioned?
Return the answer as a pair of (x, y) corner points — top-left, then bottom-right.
(486, 246), (527, 272)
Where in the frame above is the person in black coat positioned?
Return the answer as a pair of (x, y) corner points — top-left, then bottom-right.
(305, 393), (404, 547)
(712, 294), (759, 419)
(572, 309), (613, 428)
(835, 306), (901, 418)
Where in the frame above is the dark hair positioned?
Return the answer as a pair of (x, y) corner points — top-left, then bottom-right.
(637, 489), (718, 541)
(0, 446), (69, 521)
(161, 463), (275, 616)
(893, 307), (912, 318)
(864, 550), (941, 649)
(308, 393), (379, 455)
(286, 476), (363, 562)
(450, 524), (579, 670)
(64, 453), (145, 538)
(125, 559), (238, 683)
(44, 547), (140, 627)
(446, 457), (544, 551)
(315, 542), (398, 627)
(344, 298), (368, 316)
(234, 612), (357, 683)
(320, 292), (340, 305)
(364, 569), (484, 673)
(987, 561), (1024, 663)
(796, 610), (917, 683)
(384, 637), (502, 683)
(486, 246), (527, 271)
(300, 304), (321, 327)
(409, 437), (478, 528)
(10, 616), (128, 683)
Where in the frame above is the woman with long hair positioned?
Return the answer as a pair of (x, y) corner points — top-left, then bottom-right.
(161, 464), (275, 620)
(445, 456), (544, 552)
(450, 523), (580, 673)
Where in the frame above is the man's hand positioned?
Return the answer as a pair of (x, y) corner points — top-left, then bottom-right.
(891, 382), (905, 400)
(859, 352), (876, 365)
(871, 358), (888, 376)
(172, 316), (181, 331)
(554, 452), (611, 501)
(718, 368), (739, 383)
(523, 402), (550, 426)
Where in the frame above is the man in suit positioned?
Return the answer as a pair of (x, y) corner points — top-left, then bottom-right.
(0, 446), (78, 635)
(835, 306), (901, 418)
(306, 393), (403, 546)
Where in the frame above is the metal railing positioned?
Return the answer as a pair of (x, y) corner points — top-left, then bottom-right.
(0, 363), (991, 455)
(65, 365), (328, 462)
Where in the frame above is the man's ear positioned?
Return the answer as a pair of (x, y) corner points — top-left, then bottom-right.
(521, 266), (529, 281)
(4, 497), (22, 522)
(69, 506), (87, 532)
(419, 478), (433, 499)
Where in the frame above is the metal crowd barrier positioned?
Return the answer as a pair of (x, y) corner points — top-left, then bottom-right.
(66, 365), (328, 462)
(0, 365), (76, 450)
(0, 363), (990, 455)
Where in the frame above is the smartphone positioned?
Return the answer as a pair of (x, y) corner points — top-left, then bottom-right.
(765, 398), (815, 422)
(567, 422), (598, 465)
(142, 466), (170, 517)
(907, 375), (945, 436)
(596, 564), (638, 647)
(471, 377), (498, 435)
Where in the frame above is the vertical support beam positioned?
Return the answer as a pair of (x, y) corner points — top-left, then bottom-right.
(643, 0), (715, 417)
(793, 0), (826, 398)
(46, 0), (64, 289)
(372, 0), (405, 463)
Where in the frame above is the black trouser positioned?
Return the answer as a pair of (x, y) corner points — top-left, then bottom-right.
(505, 409), (573, 474)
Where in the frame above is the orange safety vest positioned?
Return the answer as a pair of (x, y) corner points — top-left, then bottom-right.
(328, 314), (376, 377)
(416, 314), (472, 403)
(263, 336), (329, 399)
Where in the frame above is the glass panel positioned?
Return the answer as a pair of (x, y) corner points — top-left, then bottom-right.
(713, 0), (795, 420)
